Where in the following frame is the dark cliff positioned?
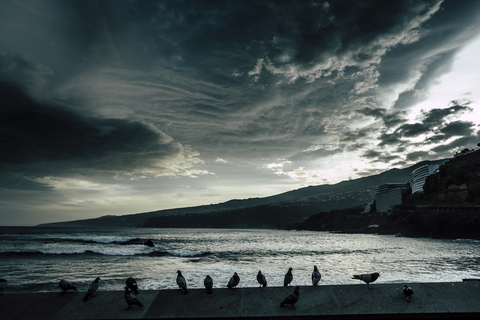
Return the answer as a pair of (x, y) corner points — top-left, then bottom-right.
(296, 148), (480, 240)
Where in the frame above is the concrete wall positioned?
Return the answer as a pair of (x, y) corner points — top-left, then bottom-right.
(2, 282), (480, 319)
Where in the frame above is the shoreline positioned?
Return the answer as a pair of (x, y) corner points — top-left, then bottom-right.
(2, 282), (480, 319)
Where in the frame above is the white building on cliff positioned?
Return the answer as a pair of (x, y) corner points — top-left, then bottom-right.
(411, 164), (440, 194)
(375, 183), (410, 213)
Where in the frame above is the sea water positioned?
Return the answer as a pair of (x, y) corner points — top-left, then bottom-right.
(1, 226), (479, 293)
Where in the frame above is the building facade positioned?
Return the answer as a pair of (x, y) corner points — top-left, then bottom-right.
(375, 183), (410, 213)
(411, 164), (440, 194)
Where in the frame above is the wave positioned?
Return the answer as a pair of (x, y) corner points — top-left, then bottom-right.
(0, 250), (211, 258)
(0, 233), (142, 245)
(167, 250), (210, 257)
(60, 233), (134, 243)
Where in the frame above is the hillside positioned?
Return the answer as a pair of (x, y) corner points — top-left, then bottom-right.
(295, 148), (480, 239)
(39, 158), (447, 228)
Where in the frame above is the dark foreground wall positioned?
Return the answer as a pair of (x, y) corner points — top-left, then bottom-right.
(2, 282), (480, 320)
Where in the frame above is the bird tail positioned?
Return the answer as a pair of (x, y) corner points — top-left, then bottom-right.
(352, 275), (361, 280)
(182, 287), (189, 294)
(68, 285), (78, 291)
(263, 283), (267, 287)
(134, 299), (143, 307)
(207, 286), (213, 294)
(83, 293), (90, 302)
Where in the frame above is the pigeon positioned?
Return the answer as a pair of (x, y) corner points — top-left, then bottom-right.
(403, 285), (414, 302)
(352, 272), (380, 289)
(312, 266), (321, 286)
(124, 286), (143, 311)
(83, 277), (100, 302)
(257, 271), (267, 287)
(284, 268), (293, 286)
(0, 279), (7, 293)
(59, 279), (77, 292)
(227, 272), (240, 289)
(280, 285), (300, 310)
(126, 277), (139, 295)
(176, 270), (188, 294)
(204, 275), (213, 294)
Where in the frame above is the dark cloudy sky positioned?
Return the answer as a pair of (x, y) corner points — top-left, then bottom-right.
(1, 0), (480, 225)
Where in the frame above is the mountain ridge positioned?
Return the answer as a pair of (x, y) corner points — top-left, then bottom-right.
(38, 158), (448, 228)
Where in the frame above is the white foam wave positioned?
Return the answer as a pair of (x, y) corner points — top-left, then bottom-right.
(168, 250), (205, 257)
(0, 234), (33, 238)
(39, 243), (155, 256)
(90, 246), (155, 256)
(39, 248), (87, 255)
(57, 233), (133, 243)
(1, 232), (133, 244)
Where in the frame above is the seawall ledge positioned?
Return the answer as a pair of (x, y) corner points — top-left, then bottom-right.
(1, 282), (480, 319)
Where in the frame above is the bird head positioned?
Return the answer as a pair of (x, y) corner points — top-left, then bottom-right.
(95, 277), (100, 282)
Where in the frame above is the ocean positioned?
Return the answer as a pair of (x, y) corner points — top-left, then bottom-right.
(1, 226), (480, 293)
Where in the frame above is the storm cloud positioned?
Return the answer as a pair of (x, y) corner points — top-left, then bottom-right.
(0, 74), (205, 189)
(1, 0), (480, 225)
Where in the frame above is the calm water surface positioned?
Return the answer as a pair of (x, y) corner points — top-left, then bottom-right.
(1, 227), (479, 293)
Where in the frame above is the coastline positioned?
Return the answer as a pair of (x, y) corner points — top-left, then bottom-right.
(2, 282), (480, 319)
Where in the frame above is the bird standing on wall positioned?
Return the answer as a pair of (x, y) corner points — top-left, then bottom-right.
(124, 286), (143, 311)
(227, 272), (240, 289)
(257, 271), (267, 287)
(176, 270), (188, 294)
(284, 268), (293, 286)
(83, 277), (100, 302)
(59, 279), (77, 292)
(204, 275), (213, 294)
(352, 272), (380, 289)
(126, 277), (139, 295)
(280, 285), (300, 310)
(312, 266), (321, 286)
(403, 285), (414, 302)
